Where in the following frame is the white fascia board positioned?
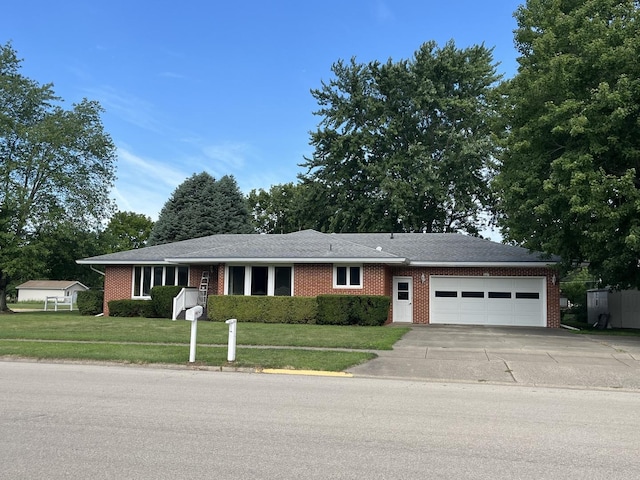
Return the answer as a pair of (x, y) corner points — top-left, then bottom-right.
(76, 260), (175, 265)
(408, 261), (557, 268)
(165, 257), (407, 265)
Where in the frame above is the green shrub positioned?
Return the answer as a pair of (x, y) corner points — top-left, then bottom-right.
(208, 296), (318, 324)
(317, 295), (390, 326)
(76, 290), (104, 316)
(150, 285), (185, 318)
(108, 299), (157, 318)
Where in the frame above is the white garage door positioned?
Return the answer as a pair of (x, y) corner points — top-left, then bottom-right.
(430, 277), (546, 327)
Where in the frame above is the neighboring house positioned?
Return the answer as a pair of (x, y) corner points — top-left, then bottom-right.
(16, 280), (89, 302)
(77, 229), (561, 327)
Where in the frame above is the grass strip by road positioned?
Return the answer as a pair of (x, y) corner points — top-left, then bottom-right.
(0, 312), (407, 349)
(0, 341), (375, 371)
(0, 312), (406, 371)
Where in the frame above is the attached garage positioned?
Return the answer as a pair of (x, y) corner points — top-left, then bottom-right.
(430, 276), (546, 327)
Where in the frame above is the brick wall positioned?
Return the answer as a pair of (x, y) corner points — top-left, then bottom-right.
(293, 264), (388, 296)
(103, 266), (133, 316)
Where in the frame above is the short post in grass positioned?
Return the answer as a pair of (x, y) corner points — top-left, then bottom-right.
(185, 305), (204, 363)
(225, 318), (237, 362)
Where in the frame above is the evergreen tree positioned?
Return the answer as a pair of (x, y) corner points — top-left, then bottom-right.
(148, 172), (253, 245)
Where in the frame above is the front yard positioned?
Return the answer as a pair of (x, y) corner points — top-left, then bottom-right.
(0, 311), (409, 371)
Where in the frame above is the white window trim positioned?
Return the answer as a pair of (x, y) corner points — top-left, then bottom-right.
(224, 265), (294, 296)
(131, 265), (189, 299)
(333, 264), (363, 289)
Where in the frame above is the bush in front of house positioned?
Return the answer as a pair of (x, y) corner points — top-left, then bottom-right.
(150, 285), (185, 319)
(108, 299), (157, 318)
(316, 295), (391, 326)
(208, 295), (318, 324)
(76, 290), (104, 316)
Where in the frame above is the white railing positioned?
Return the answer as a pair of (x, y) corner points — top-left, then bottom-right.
(172, 287), (199, 320)
(44, 296), (73, 311)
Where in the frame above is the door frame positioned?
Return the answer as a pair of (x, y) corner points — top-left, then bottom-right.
(392, 276), (413, 323)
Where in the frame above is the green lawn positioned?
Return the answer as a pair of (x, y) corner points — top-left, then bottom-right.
(0, 312), (409, 371)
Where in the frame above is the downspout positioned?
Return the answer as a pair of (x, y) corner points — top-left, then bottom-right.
(90, 266), (105, 276)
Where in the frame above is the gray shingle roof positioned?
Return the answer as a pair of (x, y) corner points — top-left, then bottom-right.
(77, 229), (558, 266)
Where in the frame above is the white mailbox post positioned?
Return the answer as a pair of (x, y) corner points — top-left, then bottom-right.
(185, 305), (203, 363)
(225, 318), (237, 362)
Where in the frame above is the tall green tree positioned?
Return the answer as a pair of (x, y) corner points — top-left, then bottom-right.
(148, 172), (253, 245)
(0, 43), (116, 311)
(494, 0), (640, 288)
(102, 211), (154, 253)
(248, 182), (316, 234)
(300, 41), (500, 233)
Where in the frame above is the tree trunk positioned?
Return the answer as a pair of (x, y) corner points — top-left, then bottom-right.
(0, 270), (12, 313)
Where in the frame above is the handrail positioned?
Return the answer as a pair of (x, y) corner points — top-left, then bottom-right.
(172, 287), (199, 320)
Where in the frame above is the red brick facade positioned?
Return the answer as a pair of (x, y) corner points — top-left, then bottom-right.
(102, 263), (560, 327)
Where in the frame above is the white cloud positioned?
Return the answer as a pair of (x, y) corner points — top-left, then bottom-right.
(202, 143), (251, 170)
(374, 1), (394, 23)
(83, 85), (163, 132)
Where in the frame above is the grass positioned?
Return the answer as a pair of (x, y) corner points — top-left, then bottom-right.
(0, 311), (408, 371)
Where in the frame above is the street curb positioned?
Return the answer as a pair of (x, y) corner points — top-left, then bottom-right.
(262, 368), (353, 377)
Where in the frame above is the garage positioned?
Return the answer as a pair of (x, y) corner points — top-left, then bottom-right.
(430, 276), (546, 327)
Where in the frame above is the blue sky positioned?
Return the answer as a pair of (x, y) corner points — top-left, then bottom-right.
(5, 0), (523, 222)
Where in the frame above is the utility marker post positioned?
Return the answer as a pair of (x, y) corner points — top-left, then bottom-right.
(225, 318), (237, 362)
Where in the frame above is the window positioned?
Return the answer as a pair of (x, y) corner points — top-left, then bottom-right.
(225, 265), (293, 296)
(488, 292), (511, 299)
(435, 291), (458, 298)
(133, 265), (189, 297)
(228, 266), (245, 295)
(334, 265), (362, 288)
(462, 291), (484, 298)
(516, 292), (540, 299)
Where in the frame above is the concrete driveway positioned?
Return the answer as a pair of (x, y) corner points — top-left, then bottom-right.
(347, 325), (640, 390)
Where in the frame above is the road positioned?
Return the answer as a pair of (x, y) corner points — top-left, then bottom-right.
(1, 361), (639, 479)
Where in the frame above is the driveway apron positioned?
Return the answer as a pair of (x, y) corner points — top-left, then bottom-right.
(347, 325), (640, 390)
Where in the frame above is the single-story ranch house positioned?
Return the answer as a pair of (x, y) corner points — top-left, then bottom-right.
(77, 229), (561, 327)
(16, 280), (89, 303)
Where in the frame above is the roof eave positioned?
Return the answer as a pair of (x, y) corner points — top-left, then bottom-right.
(165, 257), (407, 264)
(408, 261), (558, 268)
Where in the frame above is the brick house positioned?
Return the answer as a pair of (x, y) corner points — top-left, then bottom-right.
(77, 229), (561, 327)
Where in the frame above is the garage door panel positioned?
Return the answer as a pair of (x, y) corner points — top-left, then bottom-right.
(430, 276), (545, 327)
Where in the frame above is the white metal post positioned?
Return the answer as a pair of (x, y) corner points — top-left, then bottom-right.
(225, 318), (237, 362)
(189, 317), (198, 363)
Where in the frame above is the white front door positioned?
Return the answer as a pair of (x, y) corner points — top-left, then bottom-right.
(393, 277), (413, 323)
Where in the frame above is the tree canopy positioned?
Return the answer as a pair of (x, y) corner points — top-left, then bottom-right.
(148, 172), (253, 245)
(102, 211), (154, 253)
(300, 41), (500, 234)
(494, 0), (640, 288)
(0, 43), (116, 310)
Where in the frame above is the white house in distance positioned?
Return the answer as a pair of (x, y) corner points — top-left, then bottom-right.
(16, 280), (89, 302)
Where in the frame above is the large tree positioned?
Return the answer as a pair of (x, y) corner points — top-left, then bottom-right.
(300, 41), (500, 234)
(248, 182), (318, 234)
(148, 172), (253, 245)
(494, 0), (640, 288)
(0, 43), (116, 311)
(102, 211), (154, 253)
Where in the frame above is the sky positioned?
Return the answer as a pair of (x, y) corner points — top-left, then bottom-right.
(5, 0), (524, 223)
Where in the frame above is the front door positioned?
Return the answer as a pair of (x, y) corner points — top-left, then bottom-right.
(393, 277), (413, 323)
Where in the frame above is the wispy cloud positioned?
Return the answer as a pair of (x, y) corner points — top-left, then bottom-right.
(83, 85), (163, 132)
(202, 142), (252, 170)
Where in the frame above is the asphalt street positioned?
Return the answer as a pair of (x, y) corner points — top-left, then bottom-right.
(1, 361), (640, 479)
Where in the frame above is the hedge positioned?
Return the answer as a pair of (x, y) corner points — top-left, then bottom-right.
(76, 290), (104, 316)
(316, 295), (391, 326)
(150, 285), (185, 319)
(108, 299), (157, 318)
(208, 295), (318, 324)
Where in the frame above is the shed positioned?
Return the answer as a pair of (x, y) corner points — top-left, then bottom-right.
(587, 288), (640, 329)
(16, 280), (89, 302)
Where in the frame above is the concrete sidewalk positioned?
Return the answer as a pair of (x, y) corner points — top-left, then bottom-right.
(347, 325), (640, 390)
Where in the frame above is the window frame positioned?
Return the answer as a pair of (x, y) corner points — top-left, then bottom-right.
(224, 265), (294, 296)
(333, 264), (363, 289)
(132, 265), (189, 298)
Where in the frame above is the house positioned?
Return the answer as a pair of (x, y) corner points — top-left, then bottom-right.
(77, 229), (561, 327)
(16, 280), (89, 302)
